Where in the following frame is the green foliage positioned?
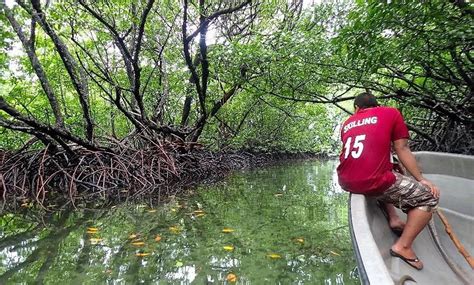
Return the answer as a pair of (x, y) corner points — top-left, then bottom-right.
(1, 0), (341, 153)
(201, 96), (336, 153)
(3, 0), (468, 152)
(332, 0), (473, 152)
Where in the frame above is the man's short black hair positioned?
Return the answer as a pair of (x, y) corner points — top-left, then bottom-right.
(354, 92), (379, 109)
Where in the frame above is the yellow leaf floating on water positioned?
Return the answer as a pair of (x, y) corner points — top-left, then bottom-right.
(132, 241), (145, 246)
(222, 228), (234, 233)
(86, 228), (99, 234)
(330, 250), (340, 256)
(129, 234), (138, 239)
(295, 238), (304, 244)
(154, 235), (162, 242)
(223, 245), (234, 251)
(226, 273), (237, 283)
(267, 253), (282, 259)
(136, 252), (150, 257)
(89, 238), (103, 244)
(169, 226), (181, 234)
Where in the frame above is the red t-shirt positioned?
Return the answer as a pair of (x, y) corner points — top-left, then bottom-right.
(336, 106), (409, 195)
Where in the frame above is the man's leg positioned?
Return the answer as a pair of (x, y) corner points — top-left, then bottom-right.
(391, 208), (433, 269)
(378, 172), (439, 269)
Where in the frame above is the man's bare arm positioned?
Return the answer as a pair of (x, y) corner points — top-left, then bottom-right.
(393, 138), (440, 198)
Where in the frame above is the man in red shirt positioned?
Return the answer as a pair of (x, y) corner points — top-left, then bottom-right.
(337, 93), (440, 270)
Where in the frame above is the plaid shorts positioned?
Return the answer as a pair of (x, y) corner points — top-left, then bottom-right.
(376, 172), (439, 213)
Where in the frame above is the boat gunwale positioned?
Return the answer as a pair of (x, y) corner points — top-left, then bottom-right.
(348, 194), (370, 285)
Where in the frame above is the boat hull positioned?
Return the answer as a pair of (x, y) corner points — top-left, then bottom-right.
(349, 152), (474, 285)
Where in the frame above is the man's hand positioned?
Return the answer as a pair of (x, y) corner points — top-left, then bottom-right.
(393, 139), (441, 200)
(419, 178), (440, 199)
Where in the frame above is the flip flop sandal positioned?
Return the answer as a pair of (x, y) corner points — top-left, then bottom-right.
(390, 249), (423, 270)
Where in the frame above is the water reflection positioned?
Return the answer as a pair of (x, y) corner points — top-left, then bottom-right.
(0, 159), (358, 284)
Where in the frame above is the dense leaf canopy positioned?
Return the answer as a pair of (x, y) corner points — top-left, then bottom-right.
(0, 0), (472, 154)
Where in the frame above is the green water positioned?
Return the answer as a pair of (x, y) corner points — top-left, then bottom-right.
(0, 159), (358, 284)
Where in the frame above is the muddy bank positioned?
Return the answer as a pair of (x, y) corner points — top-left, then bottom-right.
(0, 144), (326, 212)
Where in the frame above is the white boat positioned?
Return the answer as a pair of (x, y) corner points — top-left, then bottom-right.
(349, 152), (474, 285)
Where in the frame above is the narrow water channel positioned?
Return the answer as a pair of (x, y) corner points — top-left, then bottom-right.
(0, 159), (358, 284)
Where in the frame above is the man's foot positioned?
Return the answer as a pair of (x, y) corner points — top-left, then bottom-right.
(390, 247), (423, 270)
(389, 218), (406, 236)
(377, 202), (406, 236)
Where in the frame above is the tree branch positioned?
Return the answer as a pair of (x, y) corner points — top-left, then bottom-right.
(184, 0), (252, 43)
(0, 97), (103, 151)
(5, 6), (64, 128)
(18, 0), (94, 141)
